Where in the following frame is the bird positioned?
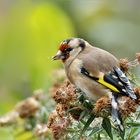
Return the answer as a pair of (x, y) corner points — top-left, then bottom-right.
(52, 37), (137, 132)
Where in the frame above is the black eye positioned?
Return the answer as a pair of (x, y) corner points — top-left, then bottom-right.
(65, 47), (73, 52)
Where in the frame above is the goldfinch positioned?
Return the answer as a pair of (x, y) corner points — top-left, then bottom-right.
(52, 38), (137, 131)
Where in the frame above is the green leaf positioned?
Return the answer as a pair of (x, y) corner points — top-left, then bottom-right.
(119, 128), (125, 140)
(97, 133), (101, 140)
(80, 120), (86, 125)
(89, 127), (102, 136)
(83, 100), (93, 109)
(79, 110), (88, 120)
(127, 127), (140, 140)
(78, 94), (86, 103)
(102, 118), (113, 140)
(127, 122), (140, 127)
(81, 114), (95, 135)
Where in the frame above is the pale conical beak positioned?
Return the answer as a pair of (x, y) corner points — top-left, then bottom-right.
(52, 50), (64, 60)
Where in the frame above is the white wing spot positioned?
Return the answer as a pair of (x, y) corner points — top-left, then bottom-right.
(112, 75), (118, 79)
(118, 81), (123, 86)
(122, 89), (126, 92)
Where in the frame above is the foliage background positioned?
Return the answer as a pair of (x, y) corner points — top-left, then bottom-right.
(0, 0), (140, 139)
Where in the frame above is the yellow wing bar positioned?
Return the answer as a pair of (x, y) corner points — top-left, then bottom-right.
(97, 76), (119, 93)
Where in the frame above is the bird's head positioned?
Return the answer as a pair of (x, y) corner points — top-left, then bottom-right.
(52, 38), (86, 62)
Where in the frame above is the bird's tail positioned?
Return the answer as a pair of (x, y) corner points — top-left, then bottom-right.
(111, 92), (125, 135)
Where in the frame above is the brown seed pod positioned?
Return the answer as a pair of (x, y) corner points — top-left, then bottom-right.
(119, 58), (129, 72)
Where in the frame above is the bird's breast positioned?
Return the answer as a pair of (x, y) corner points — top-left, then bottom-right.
(65, 59), (109, 101)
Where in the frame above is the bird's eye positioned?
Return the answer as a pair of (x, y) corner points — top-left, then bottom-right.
(65, 48), (73, 52)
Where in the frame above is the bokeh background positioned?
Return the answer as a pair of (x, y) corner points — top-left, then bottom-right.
(0, 0), (140, 139)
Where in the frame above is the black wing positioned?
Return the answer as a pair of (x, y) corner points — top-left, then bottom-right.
(104, 67), (137, 99)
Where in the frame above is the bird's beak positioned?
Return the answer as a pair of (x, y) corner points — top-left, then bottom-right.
(52, 50), (64, 60)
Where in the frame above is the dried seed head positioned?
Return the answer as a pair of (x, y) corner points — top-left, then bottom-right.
(15, 97), (40, 118)
(95, 96), (110, 113)
(55, 104), (69, 117)
(118, 96), (137, 118)
(48, 113), (71, 140)
(51, 117), (71, 140)
(134, 87), (140, 104)
(119, 58), (129, 72)
(53, 81), (77, 104)
(47, 111), (58, 128)
(95, 95), (138, 118)
(0, 111), (19, 126)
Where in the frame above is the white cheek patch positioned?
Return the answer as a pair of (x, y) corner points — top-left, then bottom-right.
(69, 38), (79, 48)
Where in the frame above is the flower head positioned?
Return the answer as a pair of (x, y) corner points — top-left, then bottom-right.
(119, 58), (129, 72)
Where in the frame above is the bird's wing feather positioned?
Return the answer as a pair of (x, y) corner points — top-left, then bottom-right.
(78, 46), (119, 76)
(103, 67), (137, 99)
(113, 67), (137, 99)
(80, 66), (137, 99)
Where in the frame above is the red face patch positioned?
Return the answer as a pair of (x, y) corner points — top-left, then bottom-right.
(59, 43), (69, 52)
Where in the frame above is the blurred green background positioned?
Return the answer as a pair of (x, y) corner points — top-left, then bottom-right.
(0, 0), (140, 139)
